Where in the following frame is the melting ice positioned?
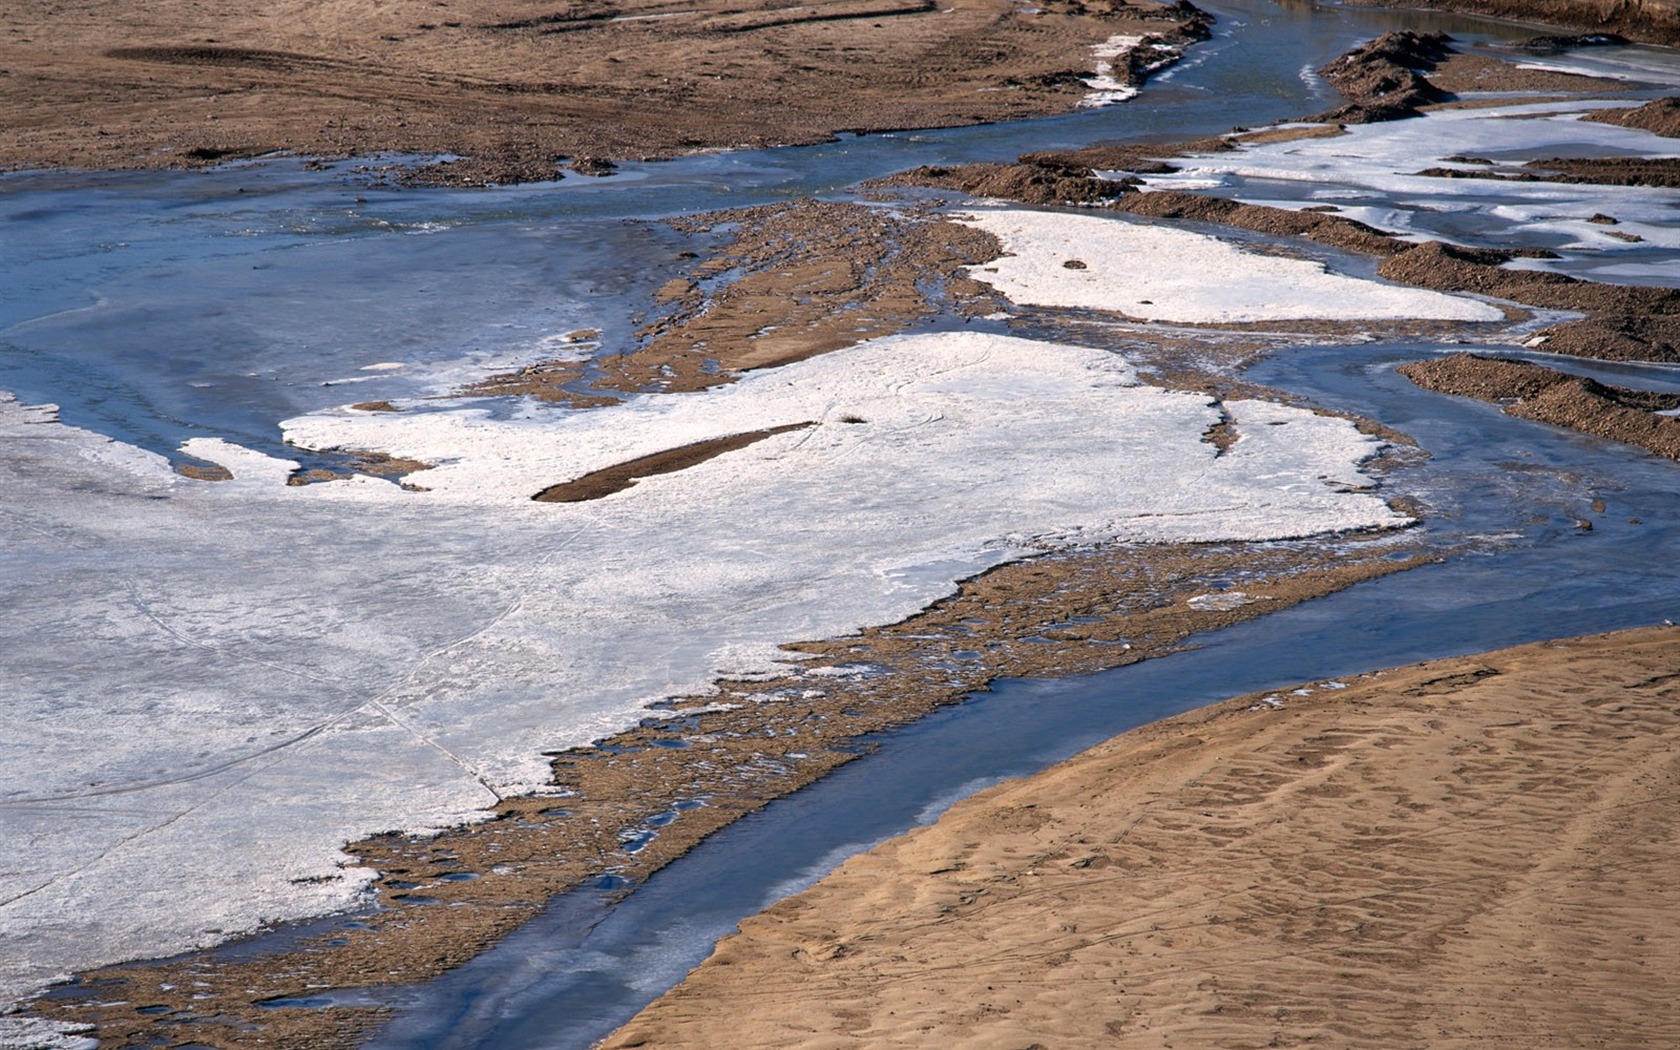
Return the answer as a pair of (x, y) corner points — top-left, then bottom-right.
(0, 331), (1406, 1003)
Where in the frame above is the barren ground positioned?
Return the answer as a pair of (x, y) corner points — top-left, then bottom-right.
(1, 0), (1204, 184)
(608, 626), (1680, 1049)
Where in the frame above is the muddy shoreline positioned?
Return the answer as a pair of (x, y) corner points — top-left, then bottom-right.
(0, 0), (1209, 185)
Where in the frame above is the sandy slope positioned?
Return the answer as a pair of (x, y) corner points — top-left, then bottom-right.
(606, 625), (1680, 1048)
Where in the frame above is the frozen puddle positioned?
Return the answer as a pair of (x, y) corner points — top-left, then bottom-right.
(0, 332), (1406, 1007)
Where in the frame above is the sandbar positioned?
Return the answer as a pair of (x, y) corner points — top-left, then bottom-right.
(607, 625), (1680, 1048)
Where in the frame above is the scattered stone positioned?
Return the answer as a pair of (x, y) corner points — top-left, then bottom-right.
(568, 156), (618, 177)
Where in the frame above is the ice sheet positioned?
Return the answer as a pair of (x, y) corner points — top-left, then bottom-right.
(1134, 101), (1680, 271)
(952, 207), (1503, 322)
(0, 332), (1407, 1004)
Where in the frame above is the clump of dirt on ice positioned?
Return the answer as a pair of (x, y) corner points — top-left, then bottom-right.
(1312, 30), (1457, 123)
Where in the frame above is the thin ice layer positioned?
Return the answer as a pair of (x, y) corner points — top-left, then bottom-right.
(953, 207), (1503, 323)
(0, 332), (1405, 1006)
(1138, 101), (1680, 280)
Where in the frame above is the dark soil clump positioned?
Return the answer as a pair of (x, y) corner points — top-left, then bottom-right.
(1585, 97), (1680, 138)
(880, 161), (1139, 205)
(1112, 191), (1409, 256)
(1312, 31), (1456, 124)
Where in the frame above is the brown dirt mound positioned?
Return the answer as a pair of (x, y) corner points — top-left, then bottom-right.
(1378, 240), (1679, 314)
(1586, 96), (1680, 137)
(1019, 134), (1239, 172)
(532, 423), (816, 502)
(1531, 315), (1680, 363)
(1526, 155), (1680, 187)
(1112, 190), (1410, 256)
(876, 161), (1139, 205)
(1311, 30), (1456, 124)
(1399, 353), (1680, 457)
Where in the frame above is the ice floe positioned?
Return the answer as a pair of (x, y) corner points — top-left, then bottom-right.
(953, 207), (1504, 322)
(0, 331), (1407, 1003)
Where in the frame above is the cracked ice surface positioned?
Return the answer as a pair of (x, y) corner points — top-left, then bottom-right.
(0, 332), (1405, 1004)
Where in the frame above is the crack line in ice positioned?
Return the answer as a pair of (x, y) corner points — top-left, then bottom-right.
(0, 738), (312, 908)
(3, 723), (334, 805)
(120, 576), (346, 688)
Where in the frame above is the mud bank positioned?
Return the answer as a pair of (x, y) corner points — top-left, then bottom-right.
(1399, 352), (1680, 460)
(0, 0), (1209, 184)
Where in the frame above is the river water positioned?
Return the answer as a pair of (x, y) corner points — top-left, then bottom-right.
(4, 0), (1679, 1046)
(0, 0), (1549, 462)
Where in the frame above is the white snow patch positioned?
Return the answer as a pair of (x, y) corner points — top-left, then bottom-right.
(1080, 34), (1145, 107)
(0, 1016), (97, 1050)
(953, 207), (1502, 323)
(1186, 591), (1263, 612)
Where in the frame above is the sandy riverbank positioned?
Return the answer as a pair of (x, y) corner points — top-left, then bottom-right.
(0, 0), (1207, 184)
(605, 624), (1680, 1048)
(6, 10), (1679, 1049)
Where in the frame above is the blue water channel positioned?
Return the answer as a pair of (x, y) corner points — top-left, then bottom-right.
(4, 0), (1679, 1045)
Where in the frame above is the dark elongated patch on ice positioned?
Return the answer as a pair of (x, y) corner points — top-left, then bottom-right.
(532, 421), (815, 502)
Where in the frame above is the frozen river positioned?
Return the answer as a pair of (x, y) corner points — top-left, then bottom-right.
(3, 1), (1680, 1046)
